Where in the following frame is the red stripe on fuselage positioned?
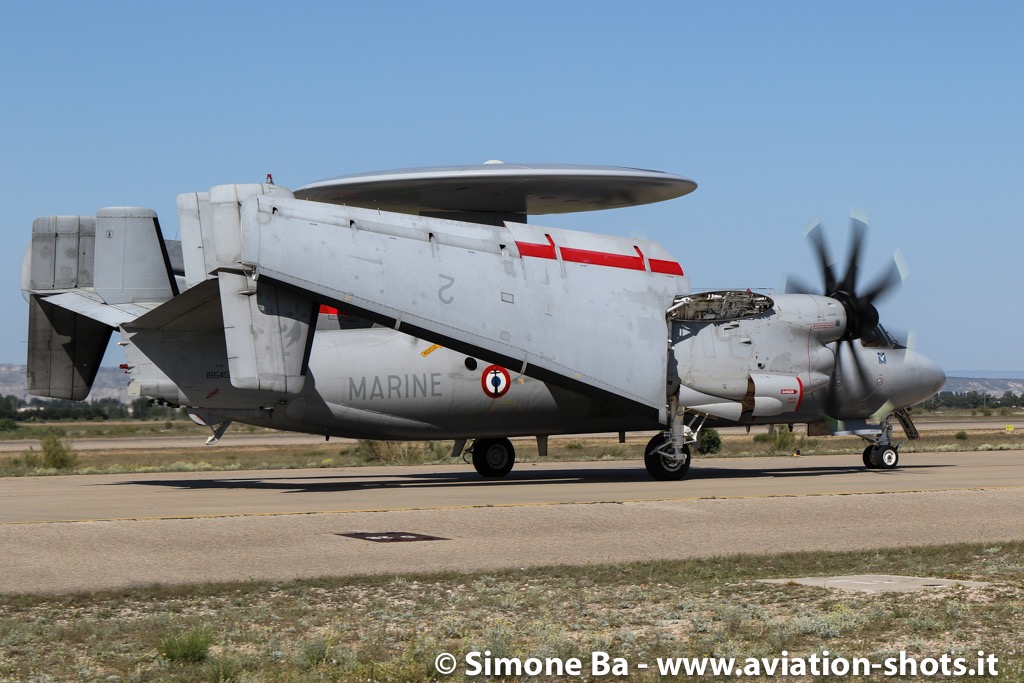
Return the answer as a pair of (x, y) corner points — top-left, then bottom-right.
(795, 376), (804, 412)
(514, 234), (558, 259)
(558, 246), (646, 271)
(514, 236), (683, 275)
(649, 258), (685, 276)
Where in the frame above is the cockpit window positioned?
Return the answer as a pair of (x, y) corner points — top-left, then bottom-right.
(859, 325), (905, 349)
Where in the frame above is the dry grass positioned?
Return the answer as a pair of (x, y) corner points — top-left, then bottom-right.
(0, 542), (1021, 681)
(1, 420), (1023, 477)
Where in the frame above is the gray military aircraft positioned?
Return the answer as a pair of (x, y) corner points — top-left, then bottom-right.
(22, 163), (945, 480)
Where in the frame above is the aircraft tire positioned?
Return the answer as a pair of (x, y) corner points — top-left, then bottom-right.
(472, 437), (515, 478)
(878, 446), (899, 469)
(862, 446), (877, 469)
(644, 434), (690, 481)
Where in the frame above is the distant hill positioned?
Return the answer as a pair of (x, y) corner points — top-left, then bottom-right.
(941, 376), (1024, 397)
(0, 364), (1020, 403)
(0, 364), (131, 403)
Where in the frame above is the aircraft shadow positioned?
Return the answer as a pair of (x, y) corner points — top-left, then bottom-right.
(109, 462), (950, 495)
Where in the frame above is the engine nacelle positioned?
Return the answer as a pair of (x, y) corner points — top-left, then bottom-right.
(669, 291), (841, 418)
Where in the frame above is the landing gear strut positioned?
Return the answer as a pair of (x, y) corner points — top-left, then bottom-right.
(644, 396), (698, 480)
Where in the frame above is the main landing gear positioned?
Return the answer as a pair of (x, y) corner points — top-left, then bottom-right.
(644, 433), (691, 480)
(469, 437), (516, 478)
(643, 396), (700, 480)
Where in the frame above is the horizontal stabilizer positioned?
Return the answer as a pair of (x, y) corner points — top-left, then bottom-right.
(124, 278), (222, 331)
(27, 295), (113, 400)
(39, 290), (151, 328)
(237, 196), (686, 420)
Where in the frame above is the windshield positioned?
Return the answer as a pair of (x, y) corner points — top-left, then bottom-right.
(860, 324), (905, 349)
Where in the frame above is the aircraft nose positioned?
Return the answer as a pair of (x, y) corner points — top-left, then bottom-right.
(908, 353), (946, 404)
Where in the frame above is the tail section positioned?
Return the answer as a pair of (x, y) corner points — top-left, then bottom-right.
(27, 292), (112, 400)
(24, 208), (178, 399)
(23, 183), (319, 403)
(93, 207), (178, 304)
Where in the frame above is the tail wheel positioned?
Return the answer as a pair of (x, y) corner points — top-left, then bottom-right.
(644, 434), (690, 481)
(472, 437), (515, 478)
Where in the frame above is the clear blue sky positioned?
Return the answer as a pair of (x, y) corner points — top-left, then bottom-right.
(1, 1), (1021, 374)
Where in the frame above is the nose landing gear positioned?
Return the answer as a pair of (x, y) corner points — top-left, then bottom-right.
(862, 444), (899, 469)
(859, 410), (915, 470)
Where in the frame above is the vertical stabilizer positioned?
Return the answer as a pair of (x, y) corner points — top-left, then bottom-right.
(26, 215), (113, 399)
(27, 294), (112, 400)
(176, 191), (216, 289)
(94, 207), (178, 304)
(30, 215), (95, 290)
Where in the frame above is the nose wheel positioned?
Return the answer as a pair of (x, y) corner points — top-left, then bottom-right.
(862, 444), (899, 469)
(858, 411), (904, 470)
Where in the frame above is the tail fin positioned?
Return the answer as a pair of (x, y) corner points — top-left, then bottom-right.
(24, 208), (178, 399)
(27, 294), (112, 400)
(93, 207), (178, 303)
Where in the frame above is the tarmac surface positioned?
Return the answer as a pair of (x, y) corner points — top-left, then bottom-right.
(1, 450), (1022, 594)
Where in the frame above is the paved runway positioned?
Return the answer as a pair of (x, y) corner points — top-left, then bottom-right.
(1, 450), (1022, 594)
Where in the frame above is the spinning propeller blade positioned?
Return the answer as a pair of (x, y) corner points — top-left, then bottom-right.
(789, 214), (907, 417)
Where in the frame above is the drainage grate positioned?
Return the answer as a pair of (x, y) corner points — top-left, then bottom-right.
(339, 532), (448, 543)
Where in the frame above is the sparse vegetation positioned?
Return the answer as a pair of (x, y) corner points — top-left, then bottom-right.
(752, 425), (800, 454)
(0, 411), (1020, 477)
(157, 626), (213, 663)
(356, 439), (449, 463)
(697, 426), (722, 454)
(39, 433), (77, 469)
(0, 542), (1021, 680)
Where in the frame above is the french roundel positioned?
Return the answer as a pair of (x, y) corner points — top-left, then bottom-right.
(481, 365), (511, 398)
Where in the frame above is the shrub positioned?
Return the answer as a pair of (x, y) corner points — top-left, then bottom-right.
(697, 427), (722, 454)
(955, 430), (969, 441)
(40, 434), (77, 470)
(0, 418), (18, 432)
(753, 427), (797, 454)
(19, 449), (41, 469)
(357, 440), (447, 463)
(158, 627), (213, 663)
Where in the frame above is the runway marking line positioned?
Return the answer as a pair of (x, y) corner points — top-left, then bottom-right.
(2, 485), (1023, 525)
